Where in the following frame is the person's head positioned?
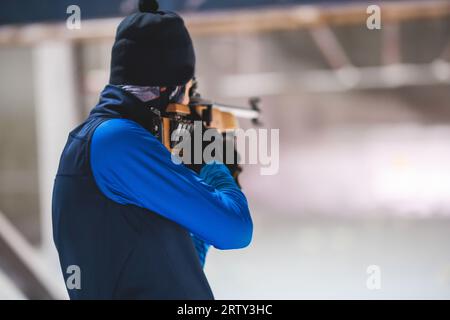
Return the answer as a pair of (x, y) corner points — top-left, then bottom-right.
(109, 0), (195, 102)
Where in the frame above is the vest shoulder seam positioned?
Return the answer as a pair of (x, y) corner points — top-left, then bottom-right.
(69, 133), (89, 141)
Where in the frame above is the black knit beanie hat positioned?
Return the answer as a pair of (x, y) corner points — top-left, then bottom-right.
(109, 0), (195, 87)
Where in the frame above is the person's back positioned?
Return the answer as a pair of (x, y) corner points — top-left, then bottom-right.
(53, 87), (215, 299)
(52, 0), (252, 299)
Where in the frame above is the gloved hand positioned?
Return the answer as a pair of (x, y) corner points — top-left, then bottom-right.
(184, 127), (242, 188)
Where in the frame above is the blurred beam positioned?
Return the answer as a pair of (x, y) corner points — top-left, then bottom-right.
(438, 40), (450, 61)
(219, 61), (450, 96)
(0, 210), (66, 299)
(309, 26), (353, 70)
(382, 23), (402, 65)
(32, 41), (81, 269)
(1, 0), (450, 45)
(308, 25), (362, 88)
(186, 0), (450, 35)
(0, 268), (26, 299)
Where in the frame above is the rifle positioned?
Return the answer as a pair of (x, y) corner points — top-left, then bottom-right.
(160, 78), (261, 183)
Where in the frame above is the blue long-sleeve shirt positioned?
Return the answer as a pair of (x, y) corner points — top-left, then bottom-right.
(90, 118), (253, 263)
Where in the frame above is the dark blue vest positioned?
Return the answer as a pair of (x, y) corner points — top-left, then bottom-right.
(52, 85), (214, 299)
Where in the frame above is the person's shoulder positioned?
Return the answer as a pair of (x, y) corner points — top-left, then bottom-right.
(94, 118), (147, 138)
(94, 118), (158, 144)
(92, 118), (160, 155)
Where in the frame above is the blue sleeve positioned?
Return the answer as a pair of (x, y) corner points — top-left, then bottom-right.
(90, 118), (253, 250)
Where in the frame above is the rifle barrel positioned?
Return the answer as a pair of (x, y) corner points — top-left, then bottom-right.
(212, 102), (260, 120)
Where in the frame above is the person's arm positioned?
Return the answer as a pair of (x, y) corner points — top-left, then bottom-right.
(90, 118), (253, 250)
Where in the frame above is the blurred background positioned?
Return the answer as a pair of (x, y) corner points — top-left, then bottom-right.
(1, 0), (450, 299)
